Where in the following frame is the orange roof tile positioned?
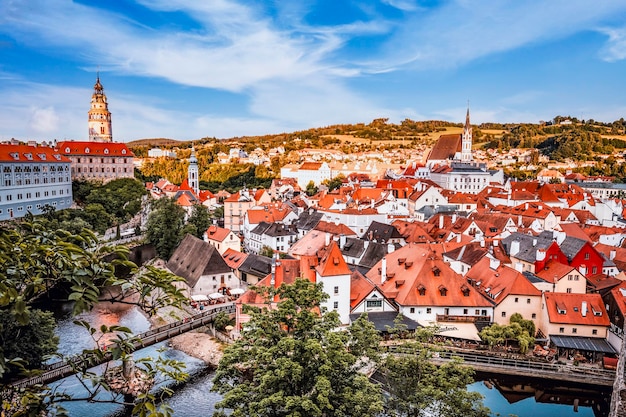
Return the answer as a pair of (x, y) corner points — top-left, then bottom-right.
(206, 225), (233, 242)
(0, 143), (70, 163)
(316, 241), (352, 277)
(222, 248), (248, 269)
(544, 292), (609, 326)
(57, 141), (134, 157)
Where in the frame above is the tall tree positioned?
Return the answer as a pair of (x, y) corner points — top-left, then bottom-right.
(186, 204), (212, 239)
(145, 197), (186, 259)
(212, 279), (384, 417)
(380, 329), (489, 417)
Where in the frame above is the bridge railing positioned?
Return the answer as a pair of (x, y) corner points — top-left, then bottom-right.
(10, 303), (235, 389)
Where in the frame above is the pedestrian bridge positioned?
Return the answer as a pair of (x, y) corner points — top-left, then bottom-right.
(11, 303), (235, 389)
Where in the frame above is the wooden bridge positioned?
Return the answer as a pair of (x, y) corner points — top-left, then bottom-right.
(10, 303), (235, 389)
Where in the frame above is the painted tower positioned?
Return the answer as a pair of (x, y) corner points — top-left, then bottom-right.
(461, 105), (473, 162)
(188, 146), (199, 196)
(88, 75), (113, 142)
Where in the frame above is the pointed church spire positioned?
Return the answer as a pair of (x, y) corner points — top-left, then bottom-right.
(88, 73), (112, 142)
(188, 144), (199, 196)
(461, 102), (473, 162)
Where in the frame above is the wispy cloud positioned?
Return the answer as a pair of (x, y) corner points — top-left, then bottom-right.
(378, 0), (626, 70)
(380, 0), (421, 12)
(599, 25), (626, 62)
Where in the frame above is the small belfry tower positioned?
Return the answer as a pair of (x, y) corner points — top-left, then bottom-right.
(461, 104), (473, 162)
(188, 145), (199, 196)
(88, 74), (113, 142)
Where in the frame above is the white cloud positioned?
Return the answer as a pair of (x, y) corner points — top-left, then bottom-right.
(380, 0), (420, 12)
(29, 107), (60, 133)
(378, 0), (626, 70)
(599, 26), (626, 62)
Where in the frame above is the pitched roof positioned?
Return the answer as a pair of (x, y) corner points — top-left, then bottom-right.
(427, 134), (461, 161)
(222, 248), (248, 270)
(363, 221), (403, 242)
(466, 258), (541, 304)
(316, 241), (352, 277)
(365, 244), (492, 308)
(206, 225), (233, 242)
(0, 143), (70, 163)
(543, 292), (610, 326)
(166, 234), (231, 287)
(391, 220), (434, 243)
(534, 260), (578, 282)
(313, 220), (356, 236)
(57, 141), (134, 157)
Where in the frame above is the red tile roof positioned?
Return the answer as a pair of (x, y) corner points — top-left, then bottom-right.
(543, 292), (609, 326)
(57, 141), (134, 157)
(222, 248), (248, 270)
(206, 225), (233, 242)
(0, 143), (70, 163)
(427, 134), (461, 161)
(316, 241), (352, 277)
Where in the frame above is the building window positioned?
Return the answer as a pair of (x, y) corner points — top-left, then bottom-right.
(463, 309), (468, 314)
(410, 307), (415, 314)
(592, 266), (597, 274)
(531, 313), (536, 319)
(568, 275), (573, 281)
(527, 298), (531, 304)
(572, 328), (577, 334)
(501, 312), (506, 318)
(584, 253), (590, 260)
(514, 297), (519, 303)
(559, 327), (564, 333)
(333, 301), (338, 309)
(475, 309), (480, 315)
(366, 300), (382, 309)
(566, 288), (572, 293)
(426, 308), (432, 314)
(592, 329), (598, 335)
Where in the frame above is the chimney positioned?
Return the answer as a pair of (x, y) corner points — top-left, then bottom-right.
(536, 249), (546, 261)
(456, 233), (462, 243)
(325, 232), (331, 247)
(387, 243), (395, 254)
(581, 301), (587, 317)
(610, 250), (616, 261)
(489, 258), (501, 270)
(480, 239), (485, 248)
(510, 240), (521, 257)
(525, 203), (529, 210)
(339, 234), (346, 249)
(518, 215), (523, 227)
(270, 254), (277, 287)
(381, 257), (387, 283)
(439, 215), (444, 230)
(493, 240), (499, 247)
(532, 238), (537, 247)
(452, 213), (457, 224)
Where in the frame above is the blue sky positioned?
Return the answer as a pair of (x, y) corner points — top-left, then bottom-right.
(1, 0), (626, 142)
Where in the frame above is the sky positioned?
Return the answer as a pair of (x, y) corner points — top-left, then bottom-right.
(1, 1), (626, 143)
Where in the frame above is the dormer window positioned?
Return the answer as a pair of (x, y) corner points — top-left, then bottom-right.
(64, 147), (70, 153)
(417, 284), (426, 296)
(461, 285), (470, 297)
(38, 153), (46, 160)
(122, 149), (127, 155)
(85, 147), (90, 153)
(432, 267), (441, 277)
(54, 154), (61, 160)
(9, 152), (19, 160)
(104, 148), (109, 154)
(438, 285), (447, 296)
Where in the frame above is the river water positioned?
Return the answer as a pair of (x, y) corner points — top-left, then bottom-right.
(50, 305), (611, 417)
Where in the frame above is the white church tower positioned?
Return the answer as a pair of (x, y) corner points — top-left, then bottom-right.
(461, 105), (473, 162)
(188, 146), (199, 196)
(88, 74), (113, 142)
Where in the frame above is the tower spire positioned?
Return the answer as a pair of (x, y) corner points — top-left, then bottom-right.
(461, 102), (473, 162)
(88, 73), (112, 142)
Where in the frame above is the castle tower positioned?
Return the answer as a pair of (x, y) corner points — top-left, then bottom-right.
(88, 75), (113, 142)
(188, 146), (199, 196)
(461, 105), (473, 162)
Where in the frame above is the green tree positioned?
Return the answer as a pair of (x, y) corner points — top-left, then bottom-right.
(145, 197), (186, 259)
(378, 324), (489, 417)
(306, 180), (319, 196)
(186, 204), (212, 239)
(259, 245), (275, 258)
(0, 219), (189, 415)
(325, 174), (346, 192)
(212, 278), (384, 417)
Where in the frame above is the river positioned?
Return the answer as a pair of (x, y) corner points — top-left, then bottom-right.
(50, 304), (611, 417)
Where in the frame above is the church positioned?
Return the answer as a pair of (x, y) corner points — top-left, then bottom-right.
(57, 75), (135, 183)
(426, 106), (473, 167)
(427, 106), (502, 194)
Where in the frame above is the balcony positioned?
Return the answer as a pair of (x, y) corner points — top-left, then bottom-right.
(437, 315), (491, 323)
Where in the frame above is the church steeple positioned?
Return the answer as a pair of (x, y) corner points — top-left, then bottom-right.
(188, 145), (199, 196)
(461, 103), (473, 162)
(88, 74), (113, 142)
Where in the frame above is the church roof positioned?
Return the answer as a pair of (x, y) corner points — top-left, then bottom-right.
(0, 143), (70, 163)
(427, 134), (461, 162)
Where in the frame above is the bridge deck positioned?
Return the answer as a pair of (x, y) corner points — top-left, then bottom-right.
(11, 303), (235, 389)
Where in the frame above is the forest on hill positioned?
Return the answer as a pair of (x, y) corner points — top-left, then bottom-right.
(130, 116), (626, 187)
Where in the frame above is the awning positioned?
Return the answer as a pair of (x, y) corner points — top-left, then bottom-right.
(435, 322), (481, 342)
(230, 288), (245, 295)
(208, 292), (225, 300)
(191, 294), (208, 302)
(549, 335), (616, 354)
